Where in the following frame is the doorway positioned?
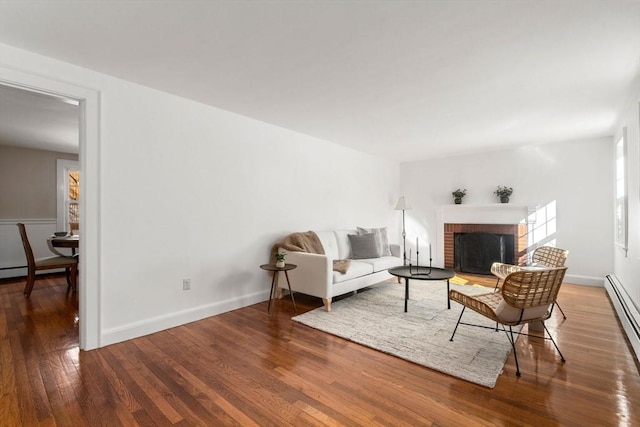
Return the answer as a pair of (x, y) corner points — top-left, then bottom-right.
(0, 67), (101, 350)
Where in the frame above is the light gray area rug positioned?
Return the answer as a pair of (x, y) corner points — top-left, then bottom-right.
(292, 280), (521, 388)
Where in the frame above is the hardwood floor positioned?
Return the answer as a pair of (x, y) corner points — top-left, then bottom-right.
(1, 273), (638, 426)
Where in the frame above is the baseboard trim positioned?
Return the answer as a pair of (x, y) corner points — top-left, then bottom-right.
(100, 289), (270, 347)
(564, 274), (604, 287)
(605, 274), (640, 362)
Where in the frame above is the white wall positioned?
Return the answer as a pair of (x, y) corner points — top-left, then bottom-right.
(399, 137), (614, 285)
(0, 145), (78, 219)
(0, 44), (399, 347)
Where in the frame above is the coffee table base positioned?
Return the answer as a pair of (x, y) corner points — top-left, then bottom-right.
(388, 266), (456, 312)
(404, 277), (451, 312)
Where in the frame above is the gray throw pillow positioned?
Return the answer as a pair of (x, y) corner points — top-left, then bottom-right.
(357, 226), (391, 256)
(348, 233), (380, 259)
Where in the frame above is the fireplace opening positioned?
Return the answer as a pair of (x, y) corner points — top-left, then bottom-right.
(454, 232), (515, 275)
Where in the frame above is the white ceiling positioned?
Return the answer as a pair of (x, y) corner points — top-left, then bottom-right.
(0, 85), (79, 153)
(0, 0), (638, 161)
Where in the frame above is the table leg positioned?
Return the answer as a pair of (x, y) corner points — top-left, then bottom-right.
(404, 278), (410, 312)
(267, 271), (277, 313)
(446, 279), (450, 309)
(284, 270), (297, 314)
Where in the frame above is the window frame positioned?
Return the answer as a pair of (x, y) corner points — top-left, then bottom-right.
(56, 159), (80, 232)
(614, 127), (628, 255)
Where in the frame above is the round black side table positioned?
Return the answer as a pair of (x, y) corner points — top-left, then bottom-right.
(260, 263), (297, 314)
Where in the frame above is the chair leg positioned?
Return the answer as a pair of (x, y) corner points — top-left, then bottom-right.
(65, 267), (72, 290)
(494, 279), (501, 331)
(23, 272), (36, 298)
(449, 307), (466, 341)
(506, 325), (521, 377)
(542, 322), (566, 362)
(72, 264), (78, 292)
(554, 302), (567, 319)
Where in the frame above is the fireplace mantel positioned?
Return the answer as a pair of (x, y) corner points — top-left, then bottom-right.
(439, 204), (534, 225)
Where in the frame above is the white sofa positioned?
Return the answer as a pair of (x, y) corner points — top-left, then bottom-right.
(279, 229), (403, 311)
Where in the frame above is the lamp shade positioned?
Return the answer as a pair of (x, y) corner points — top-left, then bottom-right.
(394, 196), (411, 210)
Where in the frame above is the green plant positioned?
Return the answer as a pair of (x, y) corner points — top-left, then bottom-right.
(451, 188), (467, 198)
(494, 186), (514, 197)
(275, 253), (286, 262)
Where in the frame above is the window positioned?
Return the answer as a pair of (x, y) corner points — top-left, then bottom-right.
(527, 201), (558, 257)
(615, 127), (628, 254)
(68, 170), (79, 224)
(57, 159), (80, 232)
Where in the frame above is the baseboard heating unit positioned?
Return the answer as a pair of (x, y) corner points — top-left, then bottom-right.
(605, 275), (640, 362)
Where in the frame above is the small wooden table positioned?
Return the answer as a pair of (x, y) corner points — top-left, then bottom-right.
(388, 266), (456, 312)
(260, 263), (297, 314)
(47, 235), (79, 256)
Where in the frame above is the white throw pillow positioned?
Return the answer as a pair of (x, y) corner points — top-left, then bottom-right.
(495, 300), (550, 323)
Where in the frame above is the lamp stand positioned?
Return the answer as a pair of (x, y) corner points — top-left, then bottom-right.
(394, 196), (411, 267)
(401, 209), (407, 265)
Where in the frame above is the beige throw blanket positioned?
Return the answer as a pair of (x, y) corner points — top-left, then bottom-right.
(271, 231), (350, 274)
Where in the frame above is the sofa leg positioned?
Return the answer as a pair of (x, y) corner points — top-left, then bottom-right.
(278, 288), (285, 299)
(322, 298), (332, 312)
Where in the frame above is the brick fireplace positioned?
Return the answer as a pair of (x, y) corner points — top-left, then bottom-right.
(444, 223), (528, 271)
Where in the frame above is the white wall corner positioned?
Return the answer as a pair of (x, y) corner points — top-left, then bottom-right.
(564, 275), (604, 287)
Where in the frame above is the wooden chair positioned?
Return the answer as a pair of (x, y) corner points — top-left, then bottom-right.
(449, 267), (568, 376)
(17, 223), (78, 298)
(491, 246), (569, 318)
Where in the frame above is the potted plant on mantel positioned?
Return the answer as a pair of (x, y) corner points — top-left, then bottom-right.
(494, 186), (514, 203)
(451, 188), (467, 204)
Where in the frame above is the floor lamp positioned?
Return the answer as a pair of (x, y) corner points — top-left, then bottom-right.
(394, 196), (411, 265)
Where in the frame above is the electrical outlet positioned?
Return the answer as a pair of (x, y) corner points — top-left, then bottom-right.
(182, 278), (191, 291)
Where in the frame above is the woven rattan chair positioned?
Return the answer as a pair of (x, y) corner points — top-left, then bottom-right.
(17, 223), (78, 298)
(491, 246), (569, 318)
(449, 267), (568, 376)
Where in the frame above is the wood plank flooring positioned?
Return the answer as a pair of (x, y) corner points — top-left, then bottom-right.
(1, 273), (638, 426)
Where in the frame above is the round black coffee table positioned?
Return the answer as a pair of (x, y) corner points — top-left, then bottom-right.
(388, 266), (456, 312)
